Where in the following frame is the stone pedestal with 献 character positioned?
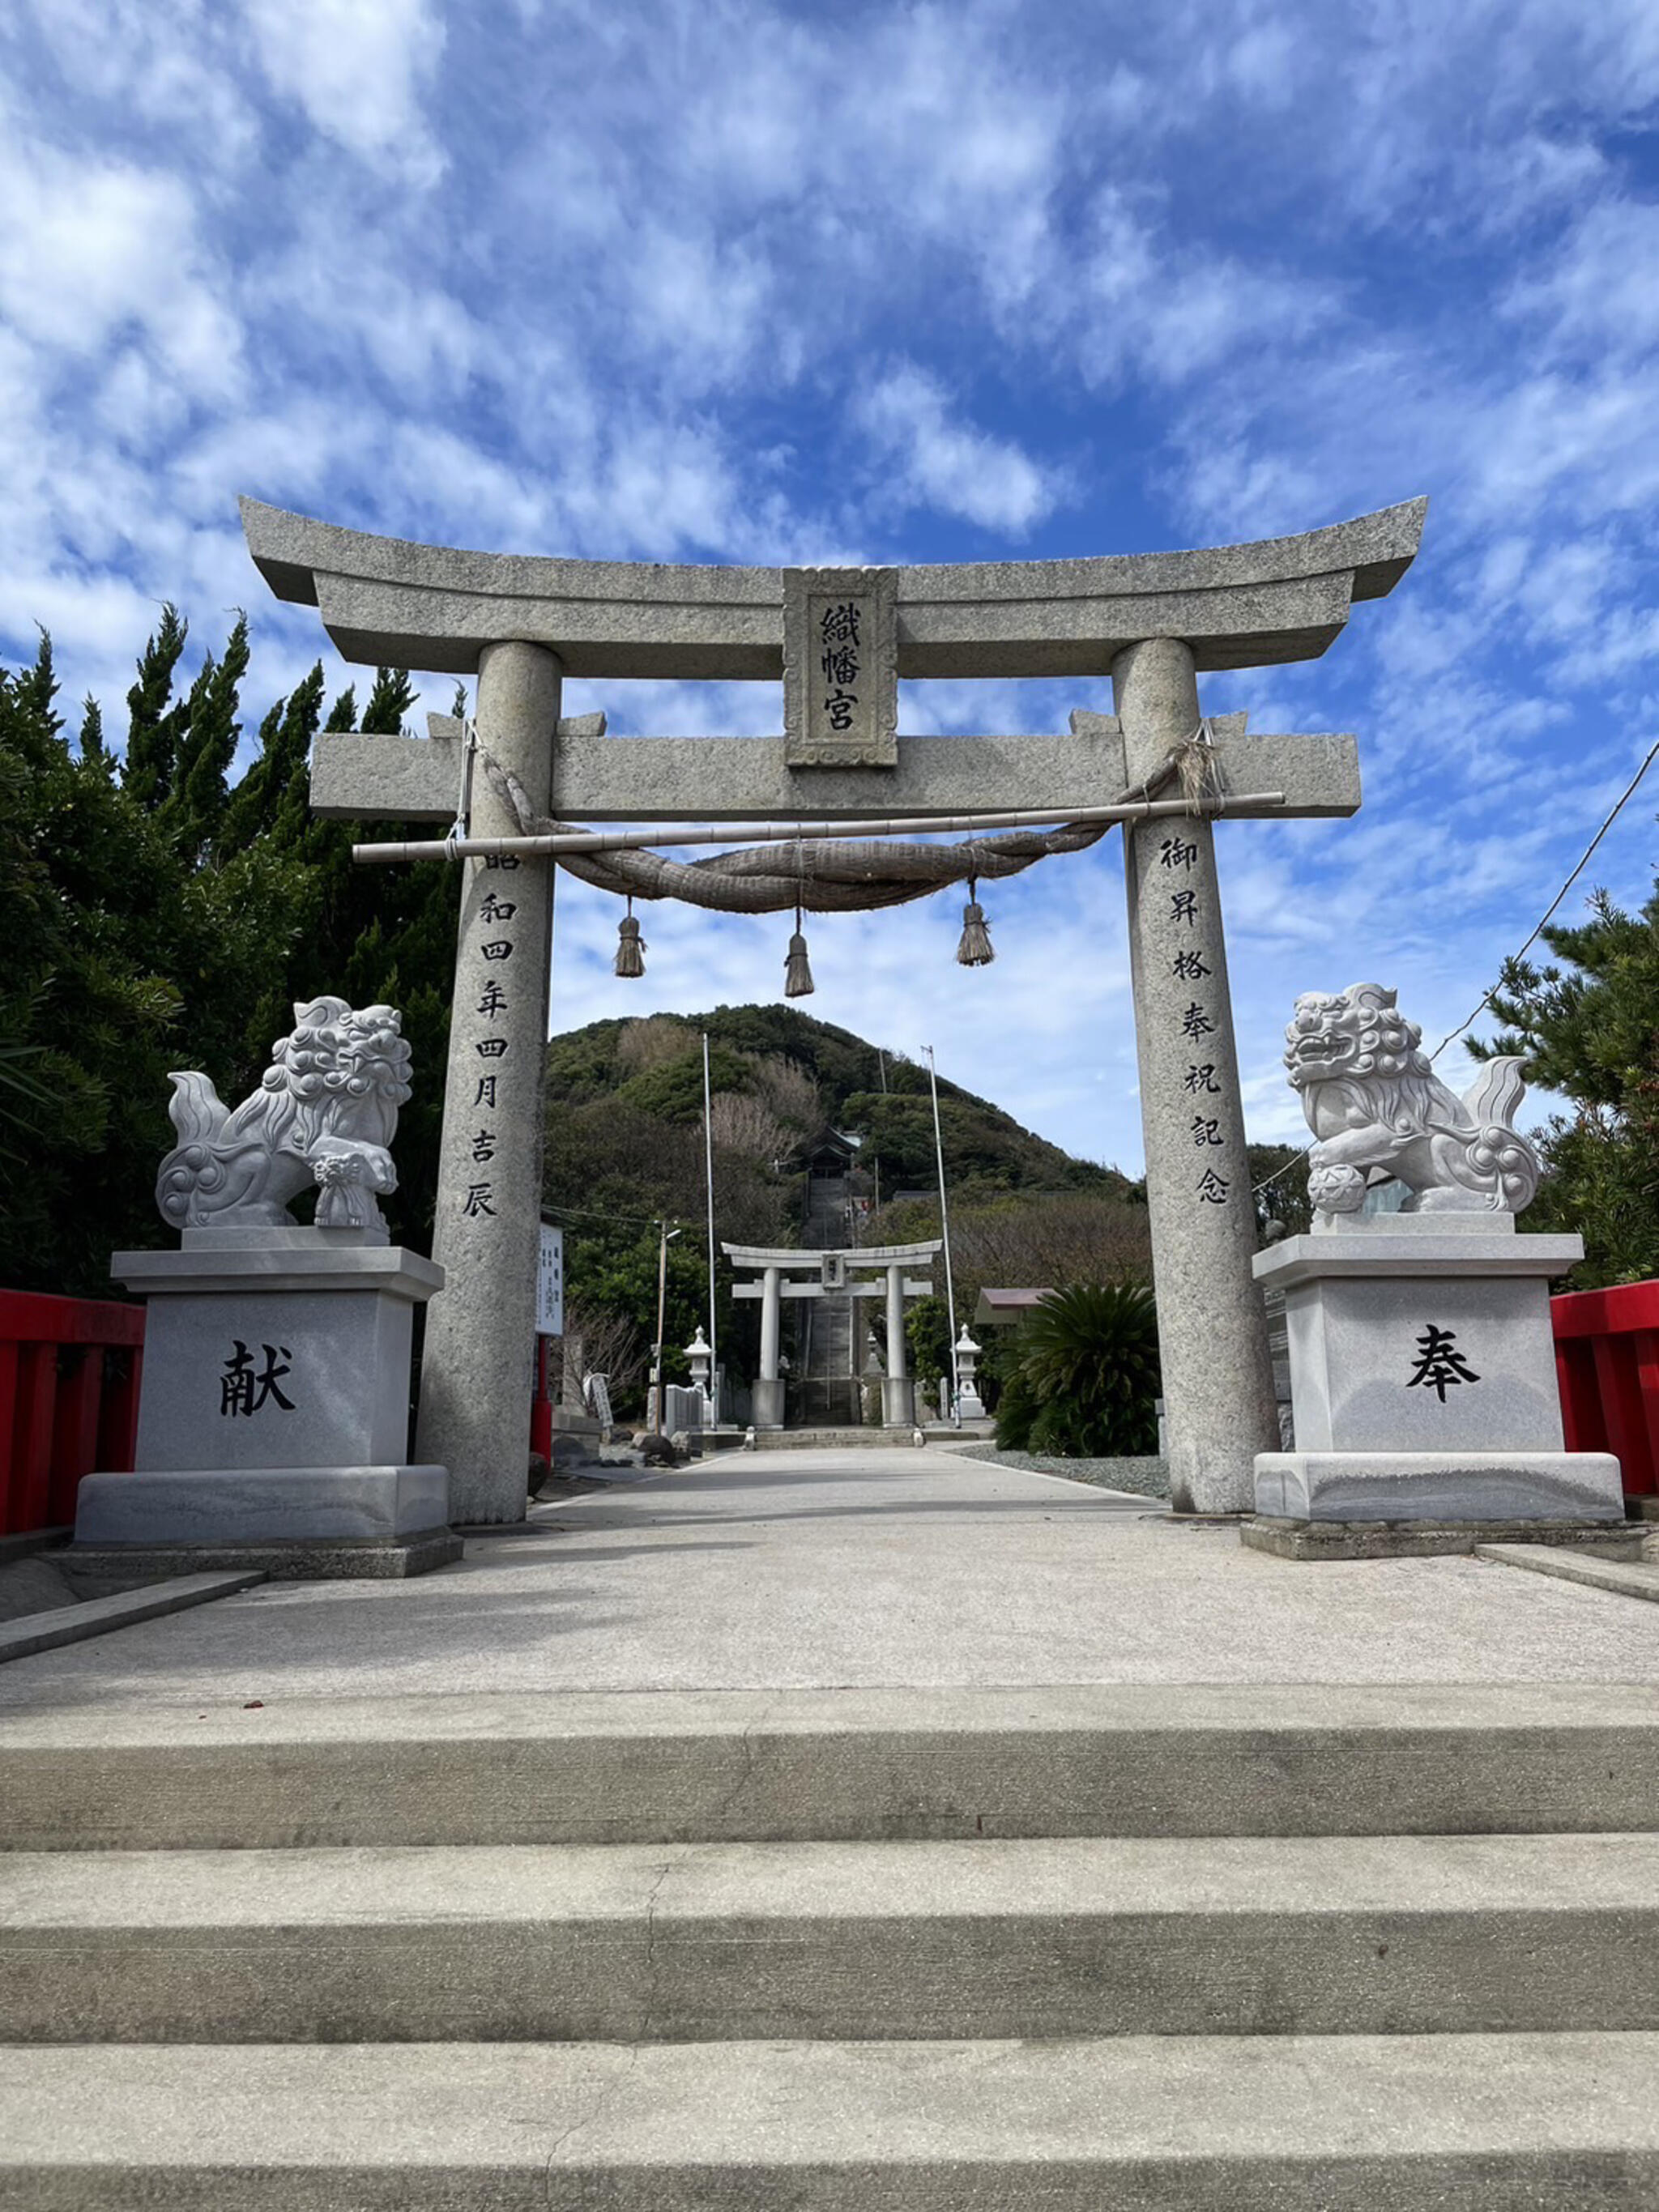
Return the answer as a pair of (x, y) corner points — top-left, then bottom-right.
(1245, 983), (1623, 1559)
(70, 999), (461, 1583)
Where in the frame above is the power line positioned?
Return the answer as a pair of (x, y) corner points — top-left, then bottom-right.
(1423, 735), (1659, 1064)
(1251, 733), (1659, 1200)
(542, 1201), (672, 1226)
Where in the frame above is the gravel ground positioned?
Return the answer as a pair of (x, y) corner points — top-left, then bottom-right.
(957, 1445), (1171, 1500)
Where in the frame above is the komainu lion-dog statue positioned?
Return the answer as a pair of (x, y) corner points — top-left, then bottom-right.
(1284, 982), (1539, 1218)
(156, 997), (413, 1236)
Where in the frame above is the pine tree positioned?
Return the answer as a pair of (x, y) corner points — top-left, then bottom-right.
(122, 606), (188, 810)
(218, 663), (326, 855)
(79, 697), (106, 764)
(1473, 881), (1659, 1285)
(164, 612), (251, 856)
(1, 601), (466, 1289)
(13, 629), (62, 748)
(0, 633), (206, 1289)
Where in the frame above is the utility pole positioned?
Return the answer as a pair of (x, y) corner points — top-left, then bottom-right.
(702, 1032), (719, 1423)
(923, 1045), (960, 1426)
(871, 1046), (887, 1228)
(650, 1221), (680, 1434)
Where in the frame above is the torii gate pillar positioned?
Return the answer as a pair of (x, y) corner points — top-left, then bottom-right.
(415, 641), (561, 1522)
(1116, 638), (1277, 1512)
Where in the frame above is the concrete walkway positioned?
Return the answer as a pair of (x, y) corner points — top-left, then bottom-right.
(3, 1446), (1659, 1715)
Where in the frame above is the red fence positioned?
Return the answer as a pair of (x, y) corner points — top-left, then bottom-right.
(1552, 1280), (1659, 1503)
(1, 1291), (145, 1536)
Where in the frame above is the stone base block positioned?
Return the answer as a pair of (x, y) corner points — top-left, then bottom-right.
(751, 1379), (786, 1430)
(65, 1531), (462, 1585)
(881, 1377), (916, 1429)
(1254, 1450), (1623, 1525)
(1243, 1514), (1627, 1562)
(113, 1241), (441, 1474)
(74, 1464), (450, 1547)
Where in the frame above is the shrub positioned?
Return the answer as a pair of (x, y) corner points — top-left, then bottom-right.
(993, 1363), (1040, 1450)
(994, 1282), (1161, 1457)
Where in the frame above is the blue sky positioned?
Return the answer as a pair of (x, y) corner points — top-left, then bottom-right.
(4, 0), (1658, 1174)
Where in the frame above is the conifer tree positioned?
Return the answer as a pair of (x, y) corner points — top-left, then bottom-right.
(2, 603), (463, 1285)
(79, 697), (105, 763)
(217, 663), (325, 855)
(0, 632), (230, 1290)
(122, 605), (188, 810)
(14, 629), (62, 744)
(1473, 881), (1659, 1285)
(164, 612), (250, 855)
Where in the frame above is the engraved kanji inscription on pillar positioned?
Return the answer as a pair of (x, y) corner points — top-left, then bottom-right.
(783, 566), (898, 768)
(1115, 637), (1278, 1516)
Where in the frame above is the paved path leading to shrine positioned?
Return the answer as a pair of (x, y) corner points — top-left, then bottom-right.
(4, 1445), (1659, 1715)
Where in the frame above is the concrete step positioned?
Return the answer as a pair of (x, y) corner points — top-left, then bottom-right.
(6, 1683), (1659, 1852)
(5, 2032), (1658, 2208)
(6, 1832), (1659, 2044)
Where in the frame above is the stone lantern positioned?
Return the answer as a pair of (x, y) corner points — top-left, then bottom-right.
(955, 1324), (985, 1420)
(684, 1327), (714, 1425)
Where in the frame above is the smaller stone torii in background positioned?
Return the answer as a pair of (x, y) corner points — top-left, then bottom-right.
(241, 494), (1426, 1522)
(724, 1241), (940, 1430)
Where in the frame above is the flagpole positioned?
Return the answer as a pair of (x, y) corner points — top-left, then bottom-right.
(702, 1029), (719, 1424)
(923, 1044), (960, 1426)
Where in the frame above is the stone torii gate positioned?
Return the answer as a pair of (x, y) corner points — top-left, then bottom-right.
(725, 1241), (941, 1430)
(240, 495), (1425, 1521)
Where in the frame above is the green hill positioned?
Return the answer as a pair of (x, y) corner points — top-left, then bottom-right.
(546, 1003), (1128, 1207)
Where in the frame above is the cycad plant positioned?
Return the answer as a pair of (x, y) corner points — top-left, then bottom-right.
(994, 1281), (1161, 1457)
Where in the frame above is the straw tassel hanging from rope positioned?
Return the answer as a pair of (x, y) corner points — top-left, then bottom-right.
(783, 903), (815, 997)
(956, 872), (994, 966)
(614, 895), (646, 978)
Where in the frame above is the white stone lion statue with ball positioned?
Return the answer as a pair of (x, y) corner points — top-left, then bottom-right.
(156, 997), (412, 1238)
(1284, 981), (1539, 1219)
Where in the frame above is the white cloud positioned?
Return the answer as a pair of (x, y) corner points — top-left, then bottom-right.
(1503, 197), (1659, 364)
(854, 364), (1061, 536)
(238, 0), (446, 185)
(20, 0), (260, 158)
(0, 143), (244, 399)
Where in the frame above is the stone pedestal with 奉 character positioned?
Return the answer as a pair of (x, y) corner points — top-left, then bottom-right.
(1245, 982), (1623, 1559)
(70, 998), (462, 1582)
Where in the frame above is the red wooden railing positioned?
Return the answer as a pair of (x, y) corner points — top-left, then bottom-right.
(1552, 1279), (1659, 1504)
(531, 1336), (554, 1464)
(1, 1291), (145, 1536)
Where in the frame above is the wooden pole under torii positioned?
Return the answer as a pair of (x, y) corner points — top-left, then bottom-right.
(241, 493), (1424, 1523)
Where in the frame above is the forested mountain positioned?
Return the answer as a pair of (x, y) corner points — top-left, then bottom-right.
(548, 1004), (1127, 1204)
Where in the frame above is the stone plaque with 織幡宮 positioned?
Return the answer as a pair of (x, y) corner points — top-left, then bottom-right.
(783, 565), (898, 769)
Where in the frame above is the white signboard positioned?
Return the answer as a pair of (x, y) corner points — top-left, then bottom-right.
(535, 1223), (565, 1337)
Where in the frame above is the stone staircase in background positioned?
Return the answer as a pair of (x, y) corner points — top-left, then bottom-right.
(3, 1681), (1659, 2204)
(796, 1165), (861, 1428)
